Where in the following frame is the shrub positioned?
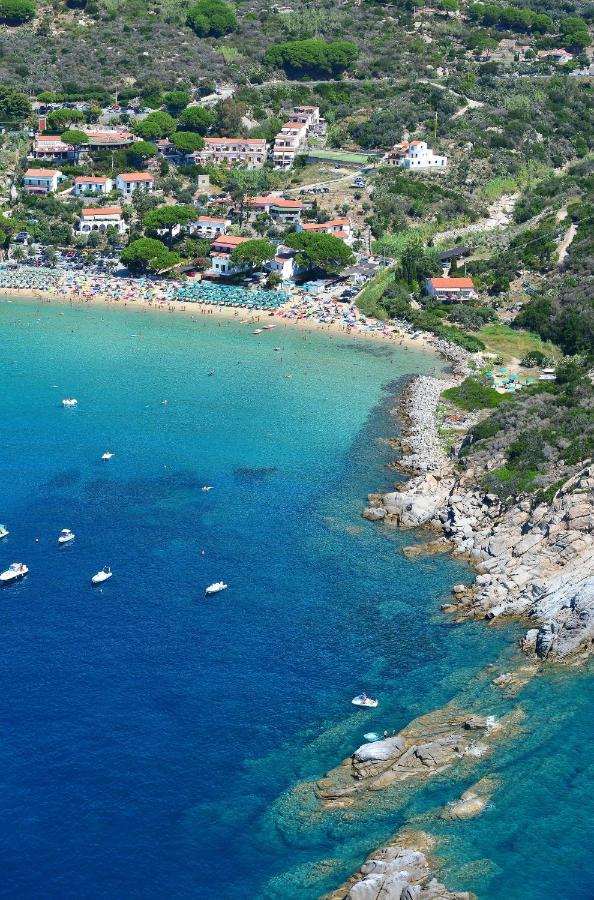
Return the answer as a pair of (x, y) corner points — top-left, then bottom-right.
(0, 0), (35, 23)
(443, 377), (506, 411)
(187, 0), (236, 37)
(264, 39), (358, 79)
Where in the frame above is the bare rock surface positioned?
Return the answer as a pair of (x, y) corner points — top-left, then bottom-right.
(324, 830), (476, 900)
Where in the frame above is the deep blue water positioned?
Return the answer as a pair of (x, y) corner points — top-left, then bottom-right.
(0, 299), (592, 900)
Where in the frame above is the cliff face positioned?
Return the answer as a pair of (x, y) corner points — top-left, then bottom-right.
(363, 375), (594, 664)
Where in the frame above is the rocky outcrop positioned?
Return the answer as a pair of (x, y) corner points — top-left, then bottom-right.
(324, 830), (475, 900)
(365, 368), (594, 664)
(316, 706), (501, 806)
(439, 775), (499, 821)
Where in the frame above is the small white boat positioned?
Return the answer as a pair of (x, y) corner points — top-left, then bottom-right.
(101, 452), (115, 461)
(253, 329), (263, 335)
(0, 524), (8, 539)
(263, 324), (276, 330)
(62, 398), (78, 408)
(58, 528), (75, 544)
(0, 562), (28, 583)
(92, 566), (112, 585)
(352, 694), (378, 708)
(205, 581), (228, 595)
(201, 485), (213, 492)
(274, 347), (282, 352)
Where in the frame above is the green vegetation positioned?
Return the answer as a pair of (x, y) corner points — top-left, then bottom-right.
(0, 0), (35, 23)
(443, 377), (507, 411)
(478, 324), (560, 364)
(187, 0), (237, 37)
(284, 231), (354, 273)
(0, 86), (31, 124)
(264, 39), (358, 79)
(170, 131), (204, 153)
(230, 239), (275, 267)
(134, 111), (176, 141)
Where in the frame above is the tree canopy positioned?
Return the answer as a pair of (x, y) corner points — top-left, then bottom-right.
(134, 111), (176, 141)
(143, 204), (196, 248)
(61, 129), (88, 146)
(284, 232), (354, 273)
(177, 105), (215, 134)
(0, 0), (35, 24)
(170, 131), (205, 153)
(230, 239), (275, 267)
(264, 39), (359, 79)
(187, 0), (237, 37)
(163, 90), (191, 112)
(121, 237), (171, 273)
(46, 108), (84, 132)
(128, 140), (157, 166)
(0, 86), (31, 124)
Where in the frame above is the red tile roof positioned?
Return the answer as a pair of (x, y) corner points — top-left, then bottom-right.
(24, 168), (61, 177)
(81, 207), (122, 217)
(210, 235), (247, 248)
(429, 277), (474, 289)
(118, 172), (154, 182)
(249, 196), (303, 209)
(75, 176), (110, 184)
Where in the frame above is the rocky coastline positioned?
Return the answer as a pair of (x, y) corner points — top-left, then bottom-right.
(363, 363), (594, 665)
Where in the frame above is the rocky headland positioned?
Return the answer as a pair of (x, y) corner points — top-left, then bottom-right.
(363, 369), (594, 665)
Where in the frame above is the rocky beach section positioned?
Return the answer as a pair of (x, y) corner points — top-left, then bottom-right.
(363, 361), (594, 663)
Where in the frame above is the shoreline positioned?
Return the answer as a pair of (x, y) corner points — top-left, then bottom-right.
(0, 286), (442, 355)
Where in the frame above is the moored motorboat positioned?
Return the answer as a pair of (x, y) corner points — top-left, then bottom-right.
(92, 566), (112, 585)
(352, 693), (378, 708)
(58, 528), (75, 544)
(252, 329), (263, 335)
(202, 485), (213, 492)
(0, 562), (28, 583)
(0, 524), (8, 539)
(62, 398), (78, 408)
(205, 581), (228, 595)
(101, 452), (114, 460)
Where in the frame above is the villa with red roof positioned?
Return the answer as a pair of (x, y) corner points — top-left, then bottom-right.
(426, 276), (475, 301)
(271, 106), (323, 170)
(74, 176), (113, 197)
(297, 218), (354, 245)
(246, 196), (303, 225)
(209, 234), (250, 276)
(77, 207), (127, 235)
(23, 168), (64, 194)
(190, 215), (230, 238)
(116, 172), (155, 196)
(194, 138), (267, 169)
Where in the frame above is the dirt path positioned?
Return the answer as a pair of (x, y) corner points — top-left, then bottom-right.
(557, 221), (577, 265)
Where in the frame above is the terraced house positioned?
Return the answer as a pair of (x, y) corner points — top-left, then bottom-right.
(194, 138), (267, 169)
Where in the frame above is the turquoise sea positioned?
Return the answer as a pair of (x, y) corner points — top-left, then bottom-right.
(0, 298), (592, 899)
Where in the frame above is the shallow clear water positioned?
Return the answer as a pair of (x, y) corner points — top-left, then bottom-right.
(0, 299), (592, 899)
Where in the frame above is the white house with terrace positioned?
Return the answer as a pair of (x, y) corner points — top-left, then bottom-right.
(272, 106), (323, 170)
(246, 196), (304, 225)
(194, 138), (267, 169)
(426, 276), (475, 301)
(77, 207), (128, 235)
(384, 140), (447, 170)
(23, 168), (64, 195)
(190, 215), (230, 238)
(73, 176), (113, 197)
(297, 218), (354, 245)
(116, 172), (155, 196)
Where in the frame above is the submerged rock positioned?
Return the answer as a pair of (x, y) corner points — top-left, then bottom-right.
(440, 776), (499, 821)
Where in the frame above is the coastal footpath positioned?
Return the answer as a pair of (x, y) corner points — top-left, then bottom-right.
(363, 368), (594, 664)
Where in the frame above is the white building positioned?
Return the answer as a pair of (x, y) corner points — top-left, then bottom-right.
(266, 245), (298, 281)
(77, 206), (128, 235)
(271, 106), (324, 170)
(209, 234), (250, 276)
(426, 276), (475, 301)
(297, 218), (354, 244)
(23, 168), (64, 195)
(384, 140), (447, 170)
(194, 138), (267, 169)
(74, 176), (113, 196)
(247, 196), (304, 225)
(116, 172), (155, 195)
(190, 215), (230, 238)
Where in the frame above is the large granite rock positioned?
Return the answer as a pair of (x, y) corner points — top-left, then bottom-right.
(324, 831), (476, 900)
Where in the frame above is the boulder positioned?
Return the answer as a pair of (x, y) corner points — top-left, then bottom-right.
(363, 507), (387, 522)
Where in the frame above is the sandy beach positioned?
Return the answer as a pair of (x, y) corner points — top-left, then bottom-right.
(0, 283), (440, 354)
